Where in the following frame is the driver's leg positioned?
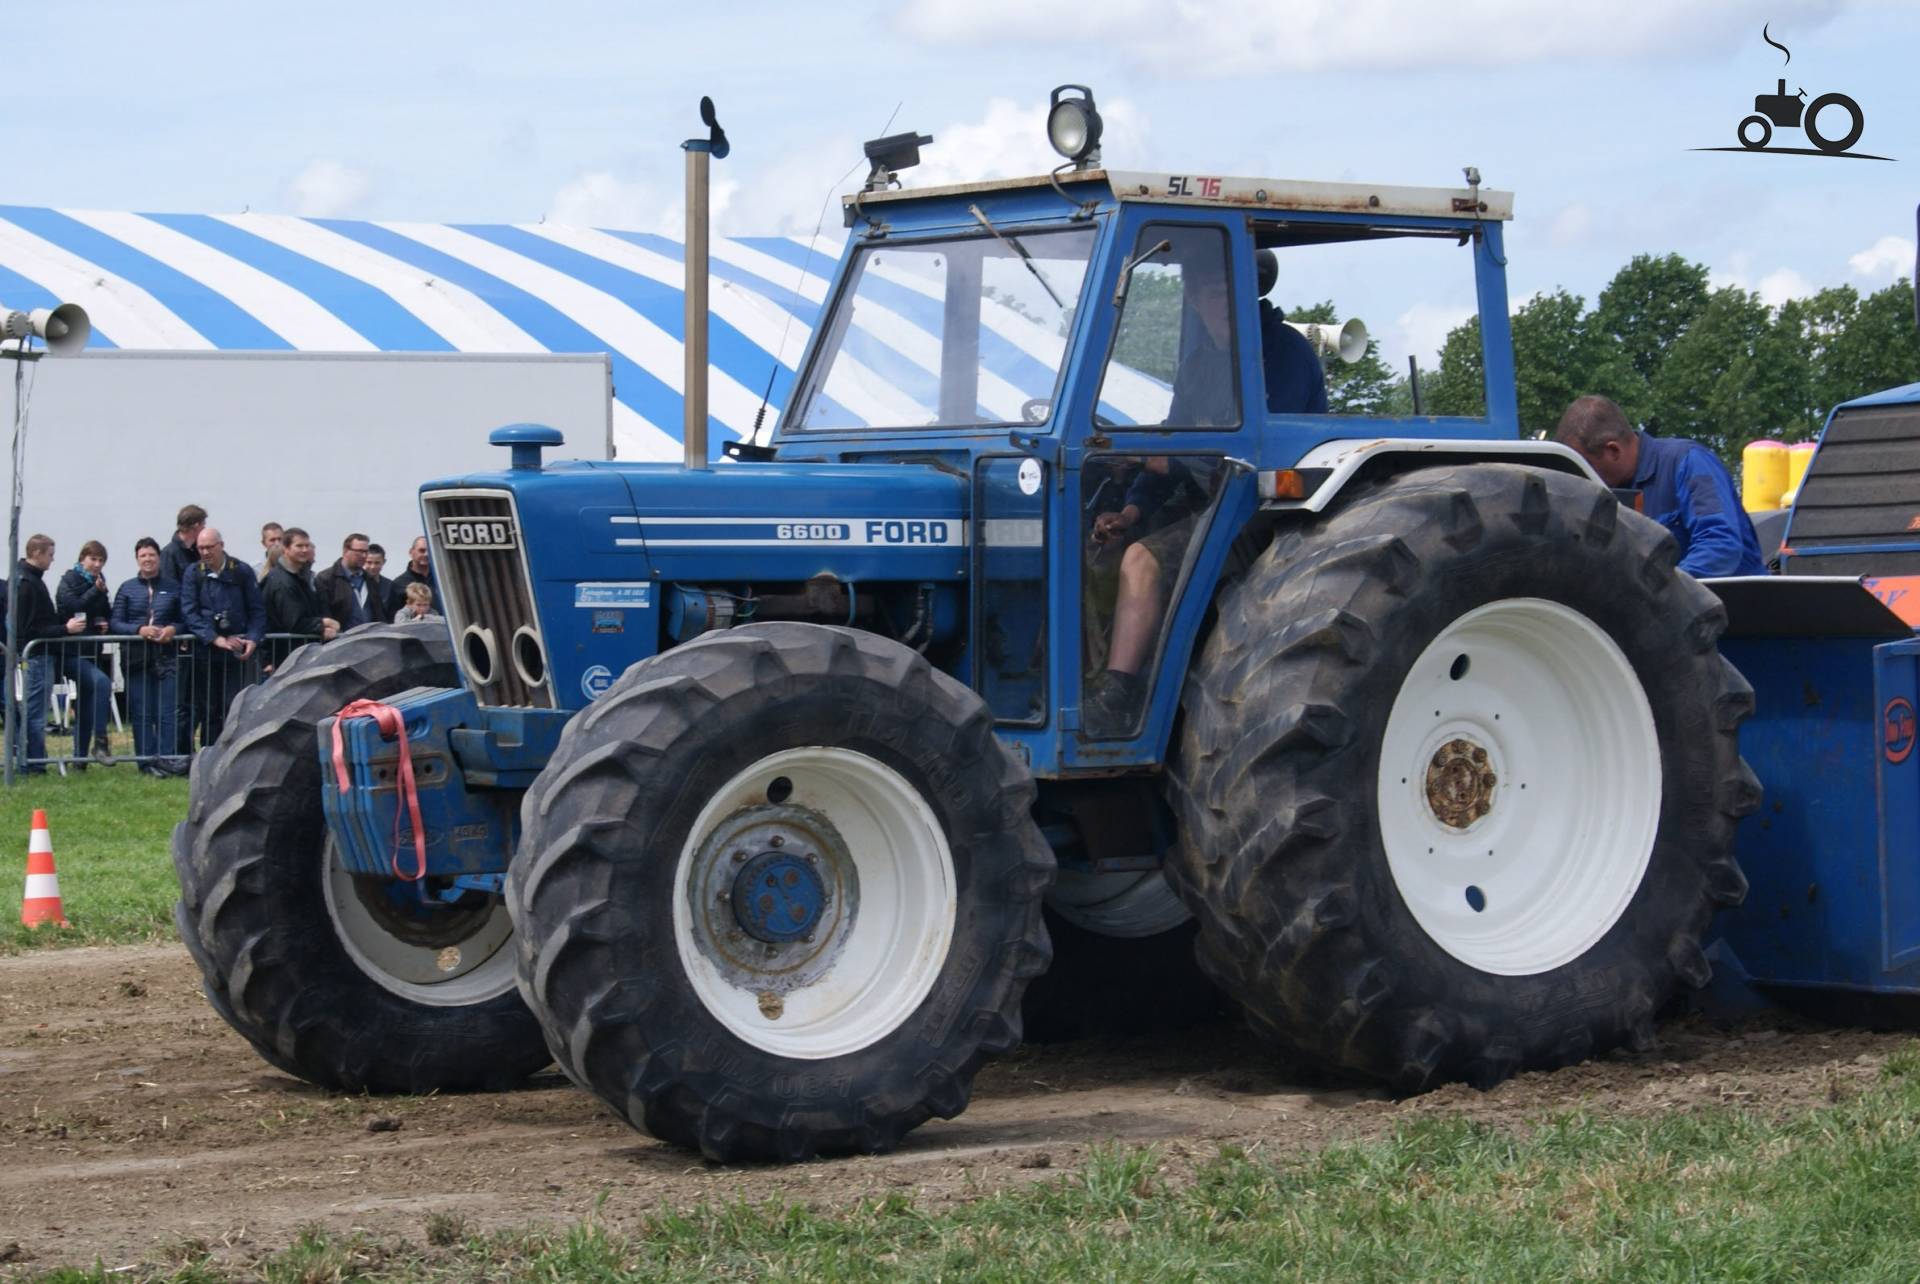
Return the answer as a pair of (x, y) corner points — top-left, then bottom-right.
(1108, 542), (1163, 675)
(1083, 541), (1163, 735)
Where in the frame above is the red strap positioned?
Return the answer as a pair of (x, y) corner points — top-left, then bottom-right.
(330, 699), (427, 882)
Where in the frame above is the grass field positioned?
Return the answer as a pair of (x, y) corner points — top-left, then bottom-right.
(16, 1046), (1920, 1282)
(0, 765), (187, 952)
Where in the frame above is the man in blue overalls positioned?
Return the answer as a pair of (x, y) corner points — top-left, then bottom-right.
(1555, 395), (1765, 577)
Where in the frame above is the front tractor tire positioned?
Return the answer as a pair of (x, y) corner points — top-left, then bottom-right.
(1168, 464), (1758, 1091)
(171, 625), (550, 1093)
(509, 623), (1054, 1162)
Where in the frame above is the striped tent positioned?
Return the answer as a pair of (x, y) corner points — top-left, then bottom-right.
(0, 206), (843, 460)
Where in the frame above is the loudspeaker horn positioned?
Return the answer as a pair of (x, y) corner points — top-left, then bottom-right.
(1284, 317), (1369, 365)
(29, 303), (90, 355)
(2, 302), (90, 355)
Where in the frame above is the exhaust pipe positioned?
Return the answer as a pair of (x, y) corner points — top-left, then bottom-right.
(683, 97), (729, 471)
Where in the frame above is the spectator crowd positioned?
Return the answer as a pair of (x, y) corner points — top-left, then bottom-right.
(7, 506), (442, 776)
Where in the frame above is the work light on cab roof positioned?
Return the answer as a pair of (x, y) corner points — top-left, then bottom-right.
(1046, 84), (1103, 168)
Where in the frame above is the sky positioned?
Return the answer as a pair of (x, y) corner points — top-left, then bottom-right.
(5, 0), (1918, 374)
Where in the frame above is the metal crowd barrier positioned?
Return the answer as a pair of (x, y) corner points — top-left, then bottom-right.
(8, 632), (320, 779)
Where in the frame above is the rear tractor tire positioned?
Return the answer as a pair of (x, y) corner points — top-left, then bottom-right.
(172, 625), (549, 1093)
(508, 622), (1054, 1162)
(1167, 464), (1759, 1090)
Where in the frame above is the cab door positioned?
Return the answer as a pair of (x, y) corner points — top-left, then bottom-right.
(1064, 214), (1258, 767)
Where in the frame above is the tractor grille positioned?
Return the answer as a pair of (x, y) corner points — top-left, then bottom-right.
(422, 489), (554, 709)
(1785, 404), (1920, 564)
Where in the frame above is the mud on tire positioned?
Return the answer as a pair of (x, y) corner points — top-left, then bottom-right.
(508, 622), (1054, 1162)
(172, 625), (548, 1093)
(1166, 464), (1759, 1090)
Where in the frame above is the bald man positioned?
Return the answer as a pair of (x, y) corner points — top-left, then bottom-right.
(1556, 396), (1764, 578)
(181, 526), (266, 747)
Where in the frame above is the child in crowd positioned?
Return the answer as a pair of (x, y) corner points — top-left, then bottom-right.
(393, 581), (442, 624)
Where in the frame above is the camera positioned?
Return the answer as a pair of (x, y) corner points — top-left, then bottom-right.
(213, 610), (232, 632)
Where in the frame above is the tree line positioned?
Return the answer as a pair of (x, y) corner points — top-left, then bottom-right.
(1296, 254), (1920, 464)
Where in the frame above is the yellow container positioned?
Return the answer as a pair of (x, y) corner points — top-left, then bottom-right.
(1782, 442), (1817, 506)
(1742, 439), (1788, 512)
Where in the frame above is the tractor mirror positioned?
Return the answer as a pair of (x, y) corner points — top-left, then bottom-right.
(1111, 238), (1172, 309)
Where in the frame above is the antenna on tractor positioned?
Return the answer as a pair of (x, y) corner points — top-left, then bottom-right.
(682, 96), (729, 472)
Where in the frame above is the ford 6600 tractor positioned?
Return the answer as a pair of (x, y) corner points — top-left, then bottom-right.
(173, 90), (1755, 1162)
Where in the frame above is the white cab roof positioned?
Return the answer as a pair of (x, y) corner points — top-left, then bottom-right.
(846, 169), (1514, 221)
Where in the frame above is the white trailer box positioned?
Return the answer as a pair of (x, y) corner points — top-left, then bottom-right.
(1, 349), (611, 576)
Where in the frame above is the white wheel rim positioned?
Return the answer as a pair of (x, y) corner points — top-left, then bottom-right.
(322, 840), (518, 1006)
(674, 747), (956, 1060)
(1376, 598), (1661, 976)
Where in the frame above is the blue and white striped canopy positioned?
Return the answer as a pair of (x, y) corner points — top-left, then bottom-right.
(0, 206), (844, 460)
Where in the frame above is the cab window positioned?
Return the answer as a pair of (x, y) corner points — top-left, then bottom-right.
(1096, 225), (1240, 430)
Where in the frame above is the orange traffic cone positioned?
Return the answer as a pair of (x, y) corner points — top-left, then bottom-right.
(21, 809), (68, 929)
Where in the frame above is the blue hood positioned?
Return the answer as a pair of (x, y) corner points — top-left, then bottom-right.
(607, 461), (970, 582)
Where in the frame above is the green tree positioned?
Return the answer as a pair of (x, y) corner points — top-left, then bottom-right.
(1820, 278), (1920, 412)
(1425, 315), (1486, 417)
(1591, 253), (1712, 406)
(1649, 286), (1805, 461)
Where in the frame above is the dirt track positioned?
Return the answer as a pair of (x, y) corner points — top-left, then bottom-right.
(0, 943), (1909, 1270)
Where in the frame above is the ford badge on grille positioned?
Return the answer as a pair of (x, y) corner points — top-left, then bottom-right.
(440, 516), (517, 550)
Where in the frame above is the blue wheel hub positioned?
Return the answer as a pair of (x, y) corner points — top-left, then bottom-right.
(731, 850), (828, 943)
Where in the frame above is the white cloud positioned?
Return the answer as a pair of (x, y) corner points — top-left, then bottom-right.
(543, 96), (1146, 242)
(908, 96), (1148, 188)
(1849, 234), (1915, 281)
(1396, 302), (1474, 366)
(285, 159), (371, 218)
(1712, 251), (1815, 308)
(1755, 267), (1814, 308)
(1548, 202), (1592, 249)
(894, 0), (1844, 75)
(546, 170), (743, 236)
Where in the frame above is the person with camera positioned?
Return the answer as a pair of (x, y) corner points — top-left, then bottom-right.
(54, 539), (115, 766)
(181, 527), (265, 749)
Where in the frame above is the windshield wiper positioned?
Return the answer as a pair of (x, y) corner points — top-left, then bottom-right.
(969, 204), (1065, 309)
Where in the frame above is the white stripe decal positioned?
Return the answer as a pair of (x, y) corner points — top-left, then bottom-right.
(981, 518), (1045, 547)
(216, 215), (546, 354)
(0, 216), (211, 349)
(618, 517), (969, 548)
(24, 873), (60, 899)
(390, 223), (766, 437)
(66, 210), (376, 351)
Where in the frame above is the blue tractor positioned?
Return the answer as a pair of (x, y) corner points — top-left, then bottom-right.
(172, 90), (1755, 1161)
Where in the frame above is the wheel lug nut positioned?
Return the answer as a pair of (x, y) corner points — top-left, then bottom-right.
(770, 835), (785, 848)
(730, 851), (745, 864)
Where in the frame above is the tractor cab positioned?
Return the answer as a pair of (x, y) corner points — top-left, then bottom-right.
(762, 99), (1537, 776)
